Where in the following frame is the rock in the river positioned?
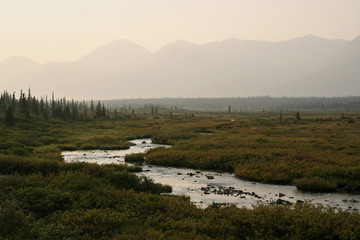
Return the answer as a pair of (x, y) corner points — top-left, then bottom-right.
(343, 184), (357, 192)
(296, 200), (305, 204)
(279, 193), (285, 198)
(275, 199), (291, 205)
(206, 175), (214, 179)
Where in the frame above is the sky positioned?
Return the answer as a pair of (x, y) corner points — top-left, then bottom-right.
(1, 0), (360, 64)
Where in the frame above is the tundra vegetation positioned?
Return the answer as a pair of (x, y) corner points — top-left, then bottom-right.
(0, 90), (360, 239)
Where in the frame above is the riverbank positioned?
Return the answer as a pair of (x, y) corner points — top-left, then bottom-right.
(62, 139), (360, 211)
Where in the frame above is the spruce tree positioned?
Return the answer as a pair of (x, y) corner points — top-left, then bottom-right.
(5, 106), (14, 126)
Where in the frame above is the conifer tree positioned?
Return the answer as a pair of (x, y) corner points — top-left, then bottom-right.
(5, 106), (14, 126)
(95, 102), (102, 118)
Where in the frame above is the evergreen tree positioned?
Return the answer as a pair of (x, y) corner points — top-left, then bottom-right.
(90, 100), (94, 116)
(95, 102), (102, 118)
(11, 92), (16, 111)
(5, 106), (14, 126)
(43, 109), (49, 120)
(102, 104), (106, 118)
(19, 91), (30, 118)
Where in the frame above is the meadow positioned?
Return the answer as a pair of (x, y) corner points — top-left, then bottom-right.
(147, 111), (360, 192)
(1, 109), (360, 239)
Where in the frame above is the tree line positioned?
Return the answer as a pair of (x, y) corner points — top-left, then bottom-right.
(0, 89), (108, 125)
(103, 96), (360, 112)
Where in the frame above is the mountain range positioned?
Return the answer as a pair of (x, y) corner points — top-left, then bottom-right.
(1, 35), (359, 99)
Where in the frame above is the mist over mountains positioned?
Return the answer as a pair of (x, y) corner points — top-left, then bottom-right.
(1, 35), (359, 99)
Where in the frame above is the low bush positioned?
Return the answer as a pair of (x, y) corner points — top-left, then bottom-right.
(124, 153), (145, 164)
(0, 155), (61, 176)
(294, 177), (338, 192)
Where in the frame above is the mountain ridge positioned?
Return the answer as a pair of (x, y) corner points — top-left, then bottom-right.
(0, 35), (358, 99)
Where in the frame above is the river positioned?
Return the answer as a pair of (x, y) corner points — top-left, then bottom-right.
(62, 138), (360, 210)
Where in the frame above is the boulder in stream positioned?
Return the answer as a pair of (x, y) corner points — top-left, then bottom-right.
(275, 199), (291, 205)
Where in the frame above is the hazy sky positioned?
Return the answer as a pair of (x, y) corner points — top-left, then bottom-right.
(1, 0), (360, 64)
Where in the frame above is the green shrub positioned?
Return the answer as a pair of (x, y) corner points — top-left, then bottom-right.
(0, 199), (31, 239)
(125, 153), (145, 164)
(11, 146), (34, 156)
(294, 177), (337, 192)
(106, 171), (172, 194)
(58, 144), (77, 151)
(12, 187), (72, 217)
(0, 155), (60, 176)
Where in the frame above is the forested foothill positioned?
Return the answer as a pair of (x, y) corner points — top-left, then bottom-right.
(1, 90), (360, 239)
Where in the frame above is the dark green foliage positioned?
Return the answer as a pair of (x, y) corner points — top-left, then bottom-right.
(5, 106), (14, 126)
(294, 177), (338, 192)
(106, 171), (172, 194)
(80, 136), (130, 150)
(0, 198), (32, 239)
(0, 89), (111, 122)
(12, 187), (72, 217)
(348, 118), (356, 123)
(124, 153), (145, 163)
(0, 155), (61, 176)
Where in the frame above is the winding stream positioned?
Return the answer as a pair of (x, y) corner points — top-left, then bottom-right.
(62, 139), (360, 210)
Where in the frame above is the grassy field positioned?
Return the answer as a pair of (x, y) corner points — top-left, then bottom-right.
(1, 111), (360, 239)
(146, 111), (360, 192)
(2, 111), (360, 191)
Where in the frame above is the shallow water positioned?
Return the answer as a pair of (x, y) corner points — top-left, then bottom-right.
(62, 139), (167, 165)
(62, 139), (360, 210)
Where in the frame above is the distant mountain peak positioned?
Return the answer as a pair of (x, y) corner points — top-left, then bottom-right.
(1, 56), (40, 66)
(303, 34), (319, 38)
(155, 39), (200, 55)
(85, 39), (150, 55)
(79, 39), (151, 65)
(288, 34), (327, 42)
